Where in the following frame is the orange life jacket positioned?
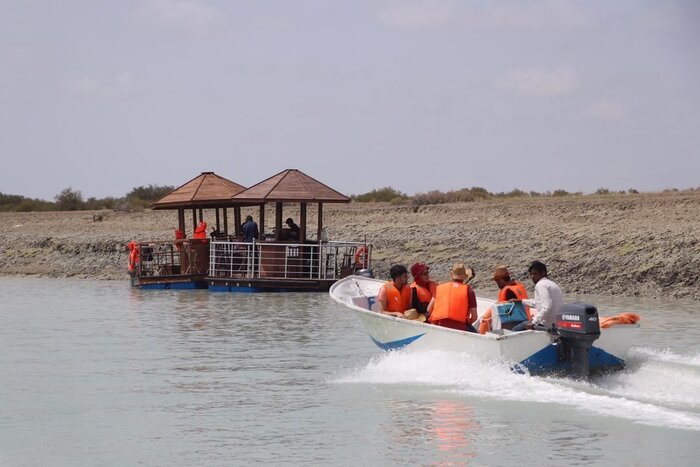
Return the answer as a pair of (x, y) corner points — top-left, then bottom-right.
(382, 282), (411, 313)
(600, 312), (640, 328)
(410, 280), (437, 307)
(430, 281), (470, 324)
(193, 221), (207, 240)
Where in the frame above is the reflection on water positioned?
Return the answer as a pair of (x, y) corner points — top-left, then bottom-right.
(1, 277), (699, 466)
(428, 400), (479, 465)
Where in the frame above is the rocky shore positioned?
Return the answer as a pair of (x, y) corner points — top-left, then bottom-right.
(1, 192), (699, 300)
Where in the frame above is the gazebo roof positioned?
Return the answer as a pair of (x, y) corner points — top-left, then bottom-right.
(231, 169), (350, 203)
(151, 172), (247, 209)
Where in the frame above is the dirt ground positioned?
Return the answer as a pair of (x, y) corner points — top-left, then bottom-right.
(1, 192), (699, 300)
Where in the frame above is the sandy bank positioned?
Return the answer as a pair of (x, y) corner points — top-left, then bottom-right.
(1, 193), (699, 300)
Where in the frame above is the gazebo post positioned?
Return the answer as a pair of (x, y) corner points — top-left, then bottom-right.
(234, 206), (241, 236)
(223, 208), (228, 235)
(191, 208), (197, 231)
(317, 203), (323, 242)
(215, 208), (221, 233)
(178, 209), (185, 233)
(300, 202), (307, 242)
(275, 202), (283, 241)
(259, 204), (265, 241)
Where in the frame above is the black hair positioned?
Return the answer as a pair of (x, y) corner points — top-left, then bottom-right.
(528, 260), (547, 276)
(389, 264), (408, 280)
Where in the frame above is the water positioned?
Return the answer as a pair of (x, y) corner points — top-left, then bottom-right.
(1, 277), (698, 466)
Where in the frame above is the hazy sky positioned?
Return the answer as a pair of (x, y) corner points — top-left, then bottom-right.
(2, 0), (699, 200)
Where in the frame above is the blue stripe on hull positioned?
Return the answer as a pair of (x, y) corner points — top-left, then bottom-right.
(135, 281), (208, 290)
(208, 285), (323, 293)
(371, 333), (426, 351)
(519, 344), (625, 376)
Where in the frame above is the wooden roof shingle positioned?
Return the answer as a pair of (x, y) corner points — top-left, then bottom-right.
(231, 169), (349, 203)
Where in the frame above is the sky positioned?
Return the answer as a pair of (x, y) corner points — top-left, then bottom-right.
(1, 0), (699, 201)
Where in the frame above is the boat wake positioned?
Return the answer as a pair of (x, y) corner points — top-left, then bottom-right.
(333, 347), (700, 432)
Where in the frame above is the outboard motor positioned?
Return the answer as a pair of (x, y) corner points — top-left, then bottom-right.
(555, 303), (601, 379)
(356, 268), (374, 278)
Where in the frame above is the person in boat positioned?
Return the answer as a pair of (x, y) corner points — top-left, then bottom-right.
(479, 265), (531, 334)
(377, 264), (412, 318)
(512, 260), (565, 331)
(242, 215), (259, 243)
(285, 217), (300, 240)
(409, 262), (437, 320)
(426, 263), (478, 332)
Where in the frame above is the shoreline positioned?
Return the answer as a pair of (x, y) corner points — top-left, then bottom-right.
(2, 192), (699, 301)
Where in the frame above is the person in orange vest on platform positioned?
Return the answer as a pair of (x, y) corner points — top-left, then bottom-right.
(427, 262), (478, 332)
(409, 262), (438, 321)
(127, 241), (140, 277)
(377, 264), (412, 318)
(193, 220), (207, 240)
(174, 228), (185, 251)
(479, 265), (531, 334)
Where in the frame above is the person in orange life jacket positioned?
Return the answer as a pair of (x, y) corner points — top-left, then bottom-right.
(193, 220), (207, 240)
(127, 241), (140, 277)
(377, 264), (412, 317)
(174, 229), (185, 251)
(478, 265), (530, 334)
(409, 262), (438, 320)
(427, 263), (478, 332)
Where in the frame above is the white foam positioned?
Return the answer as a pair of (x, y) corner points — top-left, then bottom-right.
(333, 349), (700, 431)
(630, 347), (700, 366)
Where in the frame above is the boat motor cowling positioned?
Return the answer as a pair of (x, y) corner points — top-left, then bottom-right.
(555, 303), (601, 378)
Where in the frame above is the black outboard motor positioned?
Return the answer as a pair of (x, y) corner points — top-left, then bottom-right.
(356, 268), (374, 278)
(555, 303), (601, 379)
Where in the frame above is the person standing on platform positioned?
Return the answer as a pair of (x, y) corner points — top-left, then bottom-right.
(242, 215), (259, 243)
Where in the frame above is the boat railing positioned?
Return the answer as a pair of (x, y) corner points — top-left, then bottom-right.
(208, 240), (371, 280)
(136, 239), (209, 277)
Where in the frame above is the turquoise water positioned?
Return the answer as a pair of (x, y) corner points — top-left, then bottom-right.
(1, 277), (698, 466)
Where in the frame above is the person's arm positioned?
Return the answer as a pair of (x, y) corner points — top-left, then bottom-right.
(426, 297), (436, 317)
(467, 287), (478, 325)
(377, 285), (387, 312)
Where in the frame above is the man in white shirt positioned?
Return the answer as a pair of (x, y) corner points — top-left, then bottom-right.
(513, 260), (565, 331)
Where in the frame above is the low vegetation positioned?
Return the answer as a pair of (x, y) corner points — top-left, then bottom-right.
(0, 184), (174, 212)
(2, 184), (698, 212)
(352, 186), (700, 206)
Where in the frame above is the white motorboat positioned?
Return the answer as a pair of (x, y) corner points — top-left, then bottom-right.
(329, 276), (640, 378)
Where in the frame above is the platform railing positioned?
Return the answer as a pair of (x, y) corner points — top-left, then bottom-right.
(135, 239), (209, 277)
(208, 240), (371, 280)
